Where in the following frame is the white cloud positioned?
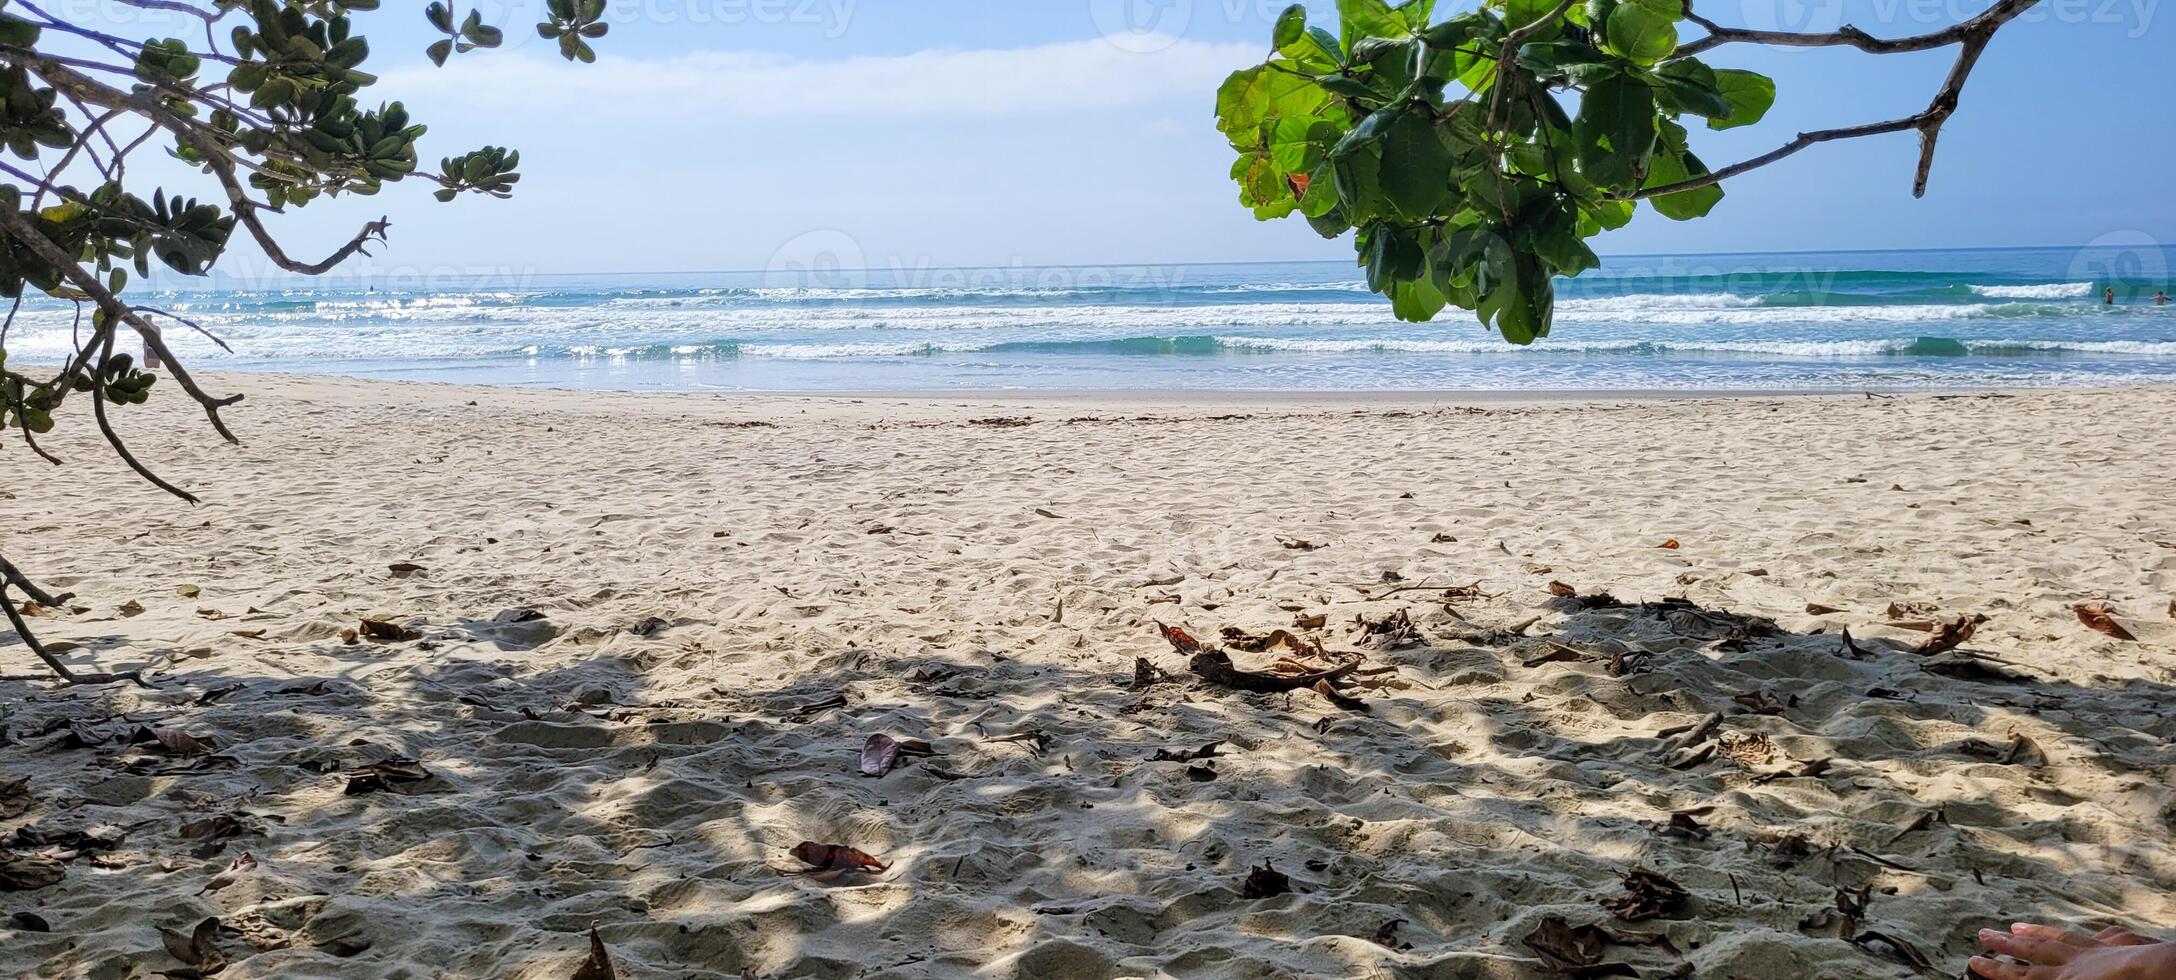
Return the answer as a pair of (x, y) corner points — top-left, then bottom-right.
(385, 37), (1261, 118)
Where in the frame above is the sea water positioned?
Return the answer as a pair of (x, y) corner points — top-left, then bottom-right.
(4, 244), (2172, 391)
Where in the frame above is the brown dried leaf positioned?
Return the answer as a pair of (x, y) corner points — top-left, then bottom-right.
(570, 926), (616, 980)
(1239, 861), (1291, 899)
(388, 562), (426, 577)
(178, 814), (248, 842)
(1156, 622), (1205, 655)
(1916, 615), (1978, 655)
(357, 618), (419, 642)
(1548, 581), (1578, 598)
(1150, 741), (1223, 763)
(199, 853), (257, 894)
(0, 777), (29, 819)
(1886, 600), (1937, 619)
(344, 759), (435, 796)
(1656, 811), (1710, 841)
(1292, 612), (1327, 630)
(1805, 603), (1843, 616)
(140, 728), (217, 757)
(1601, 867), (1687, 921)
(1130, 657), (1173, 690)
(1657, 539), (1680, 550)
(858, 733), (933, 778)
(1312, 678), (1369, 713)
(1521, 915), (1605, 971)
(1276, 537), (1324, 552)
(2073, 601), (2136, 641)
(0, 852), (64, 891)
(789, 841), (888, 874)
(160, 916), (226, 978)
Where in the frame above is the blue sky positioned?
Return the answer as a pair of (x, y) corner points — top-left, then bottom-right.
(81, 0), (2176, 276)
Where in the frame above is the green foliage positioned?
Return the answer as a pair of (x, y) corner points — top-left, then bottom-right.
(0, 0), (604, 501)
(1214, 1), (1775, 342)
(537, 0), (612, 64)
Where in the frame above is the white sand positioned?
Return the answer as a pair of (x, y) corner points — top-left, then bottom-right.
(3, 376), (2174, 979)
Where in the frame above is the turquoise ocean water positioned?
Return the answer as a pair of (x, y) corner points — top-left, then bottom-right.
(5, 244), (2174, 391)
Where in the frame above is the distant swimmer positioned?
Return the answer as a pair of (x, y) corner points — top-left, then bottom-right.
(2156, 291), (2171, 305)
(2105, 286), (2116, 305)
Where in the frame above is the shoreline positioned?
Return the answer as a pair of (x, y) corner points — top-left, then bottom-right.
(125, 368), (2176, 411)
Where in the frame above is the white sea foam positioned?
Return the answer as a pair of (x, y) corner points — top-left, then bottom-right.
(1967, 282), (2096, 299)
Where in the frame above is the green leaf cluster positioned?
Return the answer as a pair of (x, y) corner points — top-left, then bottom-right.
(424, 2), (506, 66)
(0, 0), (603, 461)
(435, 146), (519, 202)
(537, 0), (611, 63)
(1214, 0), (1775, 342)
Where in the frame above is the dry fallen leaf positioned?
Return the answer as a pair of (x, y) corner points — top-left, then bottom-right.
(1292, 612), (1327, 630)
(160, 916), (226, 979)
(176, 584), (201, 599)
(1156, 622), (1206, 655)
(0, 777), (30, 819)
(858, 734), (936, 778)
(1657, 540), (1681, 550)
(789, 841), (888, 874)
(1150, 741), (1223, 763)
(571, 926), (617, 980)
(139, 728), (218, 757)
(357, 618), (418, 642)
(199, 853), (257, 894)
(1548, 581), (1578, 598)
(2073, 602), (2136, 641)
(1239, 861), (1292, 899)
(1805, 603), (1843, 616)
(344, 759), (435, 796)
(1916, 615), (1978, 655)
(1601, 866), (1687, 921)
(388, 562), (426, 577)
(1521, 915), (1631, 976)
(0, 852), (64, 891)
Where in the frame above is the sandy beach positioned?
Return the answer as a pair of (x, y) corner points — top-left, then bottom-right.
(2, 376), (2174, 979)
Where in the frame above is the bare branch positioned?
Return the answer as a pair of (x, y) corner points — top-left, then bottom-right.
(1675, 0), (2041, 58)
(0, 555), (73, 608)
(109, 0), (219, 22)
(0, 203), (245, 442)
(1637, 0), (2040, 200)
(1, 573), (150, 686)
(89, 326), (200, 503)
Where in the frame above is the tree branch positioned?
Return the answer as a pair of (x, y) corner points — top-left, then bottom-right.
(0, 203), (245, 442)
(90, 326), (200, 504)
(0, 574), (149, 686)
(1637, 0), (2040, 200)
(1675, 0), (2041, 58)
(0, 555), (72, 607)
